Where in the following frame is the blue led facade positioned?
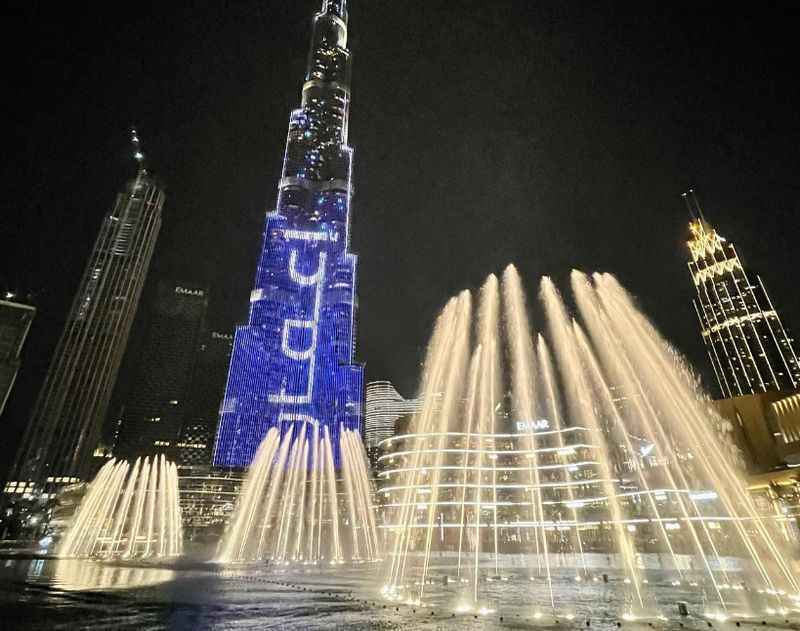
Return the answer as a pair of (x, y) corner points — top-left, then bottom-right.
(213, 0), (363, 469)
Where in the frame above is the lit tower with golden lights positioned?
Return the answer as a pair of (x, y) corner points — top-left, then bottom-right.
(685, 190), (800, 398)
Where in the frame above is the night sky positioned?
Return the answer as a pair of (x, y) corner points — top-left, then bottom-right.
(2, 2), (798, 477)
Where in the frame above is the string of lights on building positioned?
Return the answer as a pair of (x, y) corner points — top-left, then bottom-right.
(212, 0), (363, 469)
(685, 191), (800, 399)
(364, 381), (422, 450)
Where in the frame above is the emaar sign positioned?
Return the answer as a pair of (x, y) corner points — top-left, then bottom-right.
(175, 286), (205, 297)
(515, 419), (550, 433)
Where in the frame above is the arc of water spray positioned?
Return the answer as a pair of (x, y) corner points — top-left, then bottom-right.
(292, 438), (310, 560)
(475, 276), (502, 592)
(258, 429), (295, 560)
(275, 429), (307, 560)
(306, 423), (320, 561)
(323, 426), (342, 562)
(418, 290), (472, 601)
(502, 265), (554, 611)
(89, 461), (130, 556)
(125, 457), (151, 558)
(144, 457), (158, 557)
(343, 429), (379, 560)
(456, 346), (483, 579)
(219, 428), (279, 562)
(571, 321), (682, 568)
(572, 270), (731, 607)
(340, 424), (362, 560)
(540, 276), (645, 612)
(387, 297), (463, 592)
(60, 456), (181, 560)
(59, 459), (116, 556)
(595, 273), (800, 600)
(536, 336), (589, 577)
(110, 458), (141, 556)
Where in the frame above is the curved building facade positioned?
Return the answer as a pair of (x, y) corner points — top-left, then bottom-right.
(377, 427), (736, 557)
(364, 381), (422, 449)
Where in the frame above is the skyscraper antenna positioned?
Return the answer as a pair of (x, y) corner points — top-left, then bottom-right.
(689, 188), (707, 223)
(323, 0), (347, 21)
(681, 191), (696, 220)
(131, 127), (146, 172)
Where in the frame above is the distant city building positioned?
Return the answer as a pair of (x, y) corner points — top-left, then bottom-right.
(685, 193), (800, 399)
(114, 281), (208, 459)
(714, 389), (800, 533)
(176, 330), (233, 467)
(175, 421), (213, 468)
(0, 296), (36, 417)
(6, 140), (163, 497)
(213, 0), (364, 469)
(364, 380), (421, 449)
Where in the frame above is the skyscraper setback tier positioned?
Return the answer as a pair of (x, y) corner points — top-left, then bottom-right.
(687, 211), (800, 399)
(213, 0), (363, 469)
(6, 167), (163, 496)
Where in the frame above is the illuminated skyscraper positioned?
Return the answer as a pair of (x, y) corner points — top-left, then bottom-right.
(213, 0), (363, 468)
(685, 191), (800, 399)
(6, 133), (163, 496)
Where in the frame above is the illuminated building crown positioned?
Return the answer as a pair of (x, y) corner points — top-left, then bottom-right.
(684, 191), (800, 398)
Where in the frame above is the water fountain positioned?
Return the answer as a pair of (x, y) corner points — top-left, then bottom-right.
(379, 264), (799, 620)
(217, 426), (379, 564)
(59, 455), (183, 559)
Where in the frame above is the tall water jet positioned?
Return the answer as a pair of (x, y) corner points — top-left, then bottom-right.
(572, 269), (730, 609)
(59, 456), (182, 559)
(540, 276), (645, 612)
(217, 425), (379, 564)
(503, 265), (554, 610)
(385, 291), (472, 601)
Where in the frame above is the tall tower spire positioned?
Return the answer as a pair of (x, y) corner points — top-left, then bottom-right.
(130, 127), (150, 181)
(686, 199), (800, 398)
(323, 0), (347, 22)
(213, 0), (363, 468)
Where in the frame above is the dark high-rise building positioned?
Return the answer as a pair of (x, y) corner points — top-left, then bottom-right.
(176, 330), (233, 467)
(6, 135), (163, 497)
(114, 281), (208, 459)
(213, 0), (363, 469)
(685, 192), (800, 399)
(0, 296), (36, 417)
